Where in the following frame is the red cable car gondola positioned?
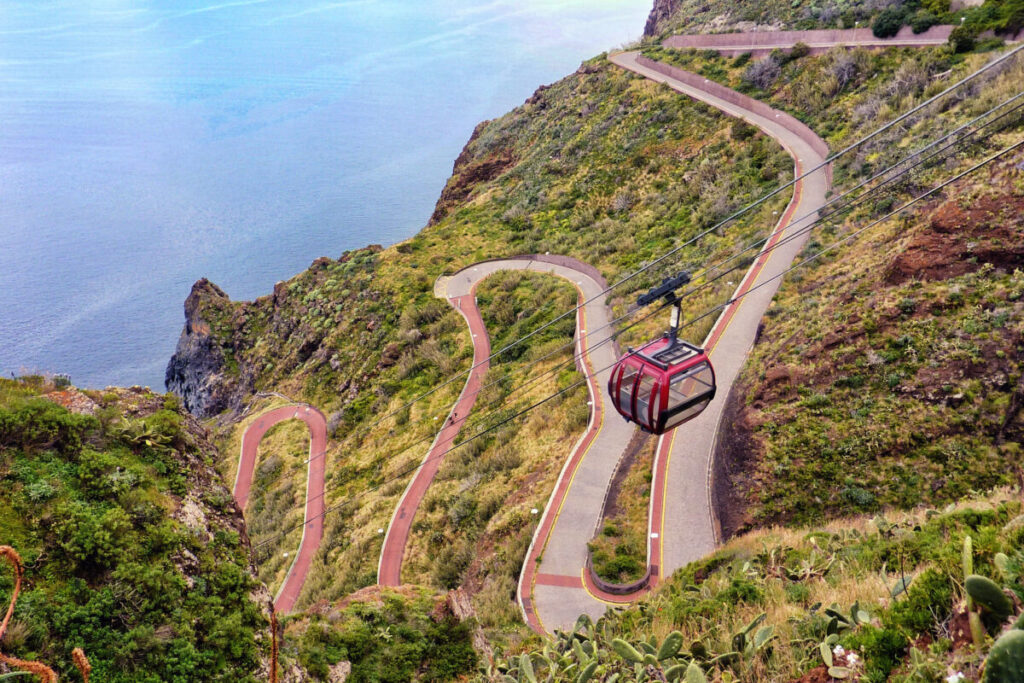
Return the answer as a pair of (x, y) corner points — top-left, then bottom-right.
(607, 272), (716, 435)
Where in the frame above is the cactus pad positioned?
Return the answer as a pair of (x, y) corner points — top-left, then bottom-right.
(966, 575), (1012, 619)
(984, 629), (1024, 683)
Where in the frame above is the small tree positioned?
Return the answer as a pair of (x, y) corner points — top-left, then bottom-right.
(742, 56), (781, 90)
(872, 7), (905, 38)
(909, 9), (938, 33)
(999, 0), (1024, 34)
(789, 41), (811, 60)
(949, 24), (978, 52)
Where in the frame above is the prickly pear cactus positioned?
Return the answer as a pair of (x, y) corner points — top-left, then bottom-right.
(611, 638), (644, 664)
(984, 629), (1024, 683)
(966, 575), (1012, 619)
(657, 632), (684, 661)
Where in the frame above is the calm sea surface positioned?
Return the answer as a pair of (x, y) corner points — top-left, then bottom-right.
(0, 0), (649, 389)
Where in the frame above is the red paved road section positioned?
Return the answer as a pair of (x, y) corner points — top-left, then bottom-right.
(378, 293), (491, 586)
(705, 158), (807, 353)
(514, 52), (832, 633)
(235, 404), (327, 613)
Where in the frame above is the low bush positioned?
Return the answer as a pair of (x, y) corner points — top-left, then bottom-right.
(872, 7), (905, 38)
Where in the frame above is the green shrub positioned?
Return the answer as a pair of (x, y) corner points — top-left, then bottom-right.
(0, 393), (265, 681)
(909, 10), (938, 33)
(873, 7), (905, 38)
(1000, 0), (1024, 33)
(295, 593), (476, 683)
(887, 568), (953, 636)
(846, 626), (910, 682)
(789, 41), (811, 60)
(949, 25), (978, 53)
(721, 576), (765, 605)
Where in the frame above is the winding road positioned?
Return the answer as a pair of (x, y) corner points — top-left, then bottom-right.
(240, 30), (951, 627)
(663, 25), (954, 57)
(378, 276), (493, 586)
(371, 51), (832, 631)
(518, 53), (831, 632)
(236, 404), (327, 614)
(377, 255), (618, 587)
(371, 45), (832, 630)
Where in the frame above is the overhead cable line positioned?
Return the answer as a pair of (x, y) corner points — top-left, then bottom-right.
(289, 85), (1024, 479)
(253, 135), (1023, 553)
(271, 90), (1024, 527)
(331, 43), (1024, 438)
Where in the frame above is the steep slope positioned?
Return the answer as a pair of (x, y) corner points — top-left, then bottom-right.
(165, 0), (1024, 667)
(491, 488), (1024, 682)
(169, 56), (794, 622)
(644, 0), (1023, 44)
(0, 378), (273, 681)
(634, 35), (1024, 534)
(716, 150), (1024, 534)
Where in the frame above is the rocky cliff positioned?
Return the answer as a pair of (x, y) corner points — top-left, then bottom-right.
(165, 278), (253, 418)
(644, 0), (681, 36)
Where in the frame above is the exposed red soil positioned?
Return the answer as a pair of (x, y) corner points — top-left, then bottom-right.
(885, 193), (1024, 285)
(319, 584), (422, 613)
(710, 168), (1024, 535)
(429, 146), (516, 224)
(43, 389), (99, 415)
(790, 665), (832, 683)
(711, 380), (763, 537)
(948, 607), (975, 651)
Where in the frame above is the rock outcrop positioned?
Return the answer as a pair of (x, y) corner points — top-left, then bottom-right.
(644, 0), (681, 37)
(165, 278), (251, 417)
(428, 120), (515, 225)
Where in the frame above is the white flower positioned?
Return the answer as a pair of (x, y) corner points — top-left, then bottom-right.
(833, 644), (846, 657)
(846, 652), (860, 666)
(946, 673), (965, 683)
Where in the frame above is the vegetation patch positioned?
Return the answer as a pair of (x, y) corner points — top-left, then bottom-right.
(284, 586), (477, 682)
(401, 270), (585, 645)
(719, 155), (1024, 530)
(0, 378), (269, 682)
(244, 417), (313, 592)
(589, 432), (655, 585)
(646, 0), (1022, 45)
(191, 53), (793, 616)
(496, 491), (1024, 682)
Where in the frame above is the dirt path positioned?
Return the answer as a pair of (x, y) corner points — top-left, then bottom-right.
(235, 404), (327, 614)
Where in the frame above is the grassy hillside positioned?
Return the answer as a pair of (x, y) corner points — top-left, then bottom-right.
(183, 54), (795, 620)
(158, 2), (1024, 678)
(645, 0), (1023, 44)
(717, 155), (1024, 534)
(630, 41), (1024, 534)
(0, 378), (271, 681)
(283, 586), (477, 683)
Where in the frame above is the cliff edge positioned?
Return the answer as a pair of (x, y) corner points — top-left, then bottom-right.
(644, 0), (681, 37)
(165, 278), (251, 418)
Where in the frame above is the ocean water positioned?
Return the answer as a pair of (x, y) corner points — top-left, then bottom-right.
(0, 0), (650, 389)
